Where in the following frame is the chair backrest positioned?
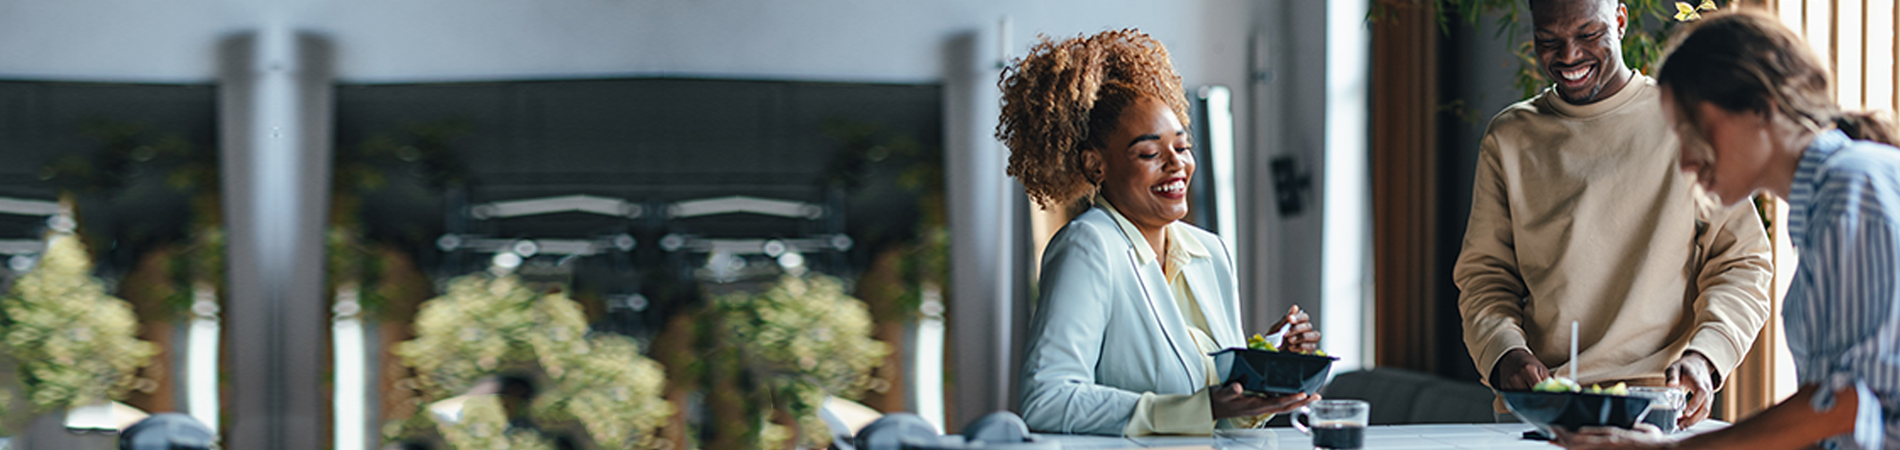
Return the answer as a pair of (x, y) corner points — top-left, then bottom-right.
(1318, 368), (1496, 425)
(119, 413), (215, 450)
(853, 413), (938, 450)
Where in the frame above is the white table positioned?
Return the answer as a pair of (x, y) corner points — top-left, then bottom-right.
(1036, 422), (1728, 449)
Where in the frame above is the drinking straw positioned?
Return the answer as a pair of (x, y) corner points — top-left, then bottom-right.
(1570, 320), (1579, 382)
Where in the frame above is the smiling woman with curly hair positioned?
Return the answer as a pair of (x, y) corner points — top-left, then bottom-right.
(1001, 29), (1320, 436)
(998, 29), (1191, 209)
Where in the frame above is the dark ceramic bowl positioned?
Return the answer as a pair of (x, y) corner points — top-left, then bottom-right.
(1209, 348), (1337, 395)
(1500, 390), (1653, 435)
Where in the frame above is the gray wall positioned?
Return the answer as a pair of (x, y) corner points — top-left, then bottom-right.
(1252, 0), (1329, 343)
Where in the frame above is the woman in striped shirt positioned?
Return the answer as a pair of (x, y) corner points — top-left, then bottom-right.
(1556, 9), (1900, 450)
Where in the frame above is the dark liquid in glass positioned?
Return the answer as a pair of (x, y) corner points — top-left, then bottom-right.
(1312, 424), (1365, 449)
(1641, 407), (1679, 433)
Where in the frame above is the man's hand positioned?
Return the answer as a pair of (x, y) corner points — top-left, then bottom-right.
(1666, 351), (1717, 429)
(1267, 305), (1321, 353)
(1491, 348), (1550, 390)
(1210, 383), (1317, 420)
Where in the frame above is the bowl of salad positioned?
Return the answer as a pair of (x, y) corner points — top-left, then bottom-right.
(1501, 378), (1653, 435)
(1209, 334), (1337, 395)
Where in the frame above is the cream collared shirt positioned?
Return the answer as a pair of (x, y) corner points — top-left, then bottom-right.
(1095, 198), (1266, 435)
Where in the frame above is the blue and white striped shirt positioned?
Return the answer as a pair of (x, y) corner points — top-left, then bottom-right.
(1785, 129), (1900, 450)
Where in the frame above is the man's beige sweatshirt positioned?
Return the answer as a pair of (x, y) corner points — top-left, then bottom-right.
(1455, 75), (1774, 397)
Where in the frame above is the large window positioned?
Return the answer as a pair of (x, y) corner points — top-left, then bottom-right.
(1776, 0), (1898, 113)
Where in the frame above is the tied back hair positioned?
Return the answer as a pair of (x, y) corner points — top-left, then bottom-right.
(995, 29), (1190, 209)
(1657, 9), (1898, 146)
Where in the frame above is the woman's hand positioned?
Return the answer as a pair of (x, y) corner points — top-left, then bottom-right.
(1268, 305), (1321, 353)
(1210, 383), (1317, 420)
(1550, 424), (1675, 450)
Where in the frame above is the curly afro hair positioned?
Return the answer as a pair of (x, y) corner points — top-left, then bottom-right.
(996, 29), (1191, 209)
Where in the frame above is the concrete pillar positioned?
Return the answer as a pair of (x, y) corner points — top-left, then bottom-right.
(218, 29), (333, 450)
(942, 21), (1027, 432)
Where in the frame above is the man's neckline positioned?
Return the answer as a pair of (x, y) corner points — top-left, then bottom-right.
(1545, 74), (1651, 119)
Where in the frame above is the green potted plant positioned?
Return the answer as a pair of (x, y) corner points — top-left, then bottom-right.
(394, 274), (672, 450)
(0, 233), (159, 448)
(708, 274), (890, 449)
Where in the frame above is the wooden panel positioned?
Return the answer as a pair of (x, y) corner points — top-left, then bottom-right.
(1370, 0), (1440, 372)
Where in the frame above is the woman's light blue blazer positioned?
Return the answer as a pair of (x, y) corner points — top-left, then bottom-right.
(1017, 206), (1247, 435)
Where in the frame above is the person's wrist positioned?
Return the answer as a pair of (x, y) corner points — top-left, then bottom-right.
(1681, 350), (1717, 384)
(1489, 357), (1506, 384)
(1492, 348), (1528, 380)
(1682, 350), (1710, 367)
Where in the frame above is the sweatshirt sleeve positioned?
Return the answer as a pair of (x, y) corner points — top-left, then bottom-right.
(1454, 131), (1533, 387)
(1683, 197), (1774, 388)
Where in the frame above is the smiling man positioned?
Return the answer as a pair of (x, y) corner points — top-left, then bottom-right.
(1453, 0), (1776, 430)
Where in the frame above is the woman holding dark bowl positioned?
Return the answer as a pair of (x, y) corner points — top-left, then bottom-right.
(1000, 29), (1322, 436)
(1556, 10), (1900, 450)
